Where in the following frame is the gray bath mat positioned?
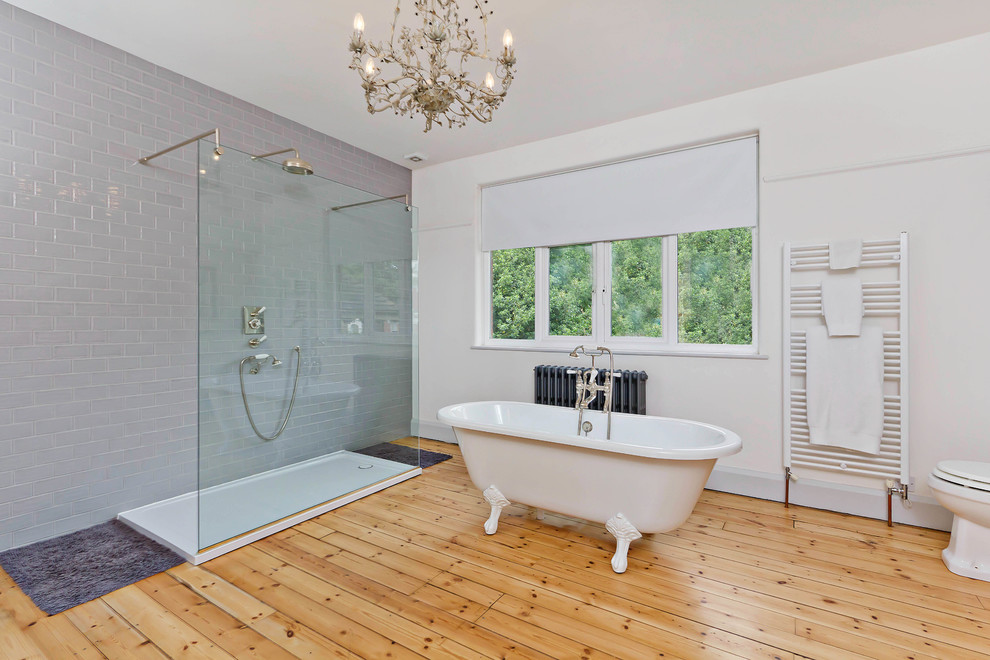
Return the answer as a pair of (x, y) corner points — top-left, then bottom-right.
(355, 442), (452, 468)
(0, 519), (184, 615)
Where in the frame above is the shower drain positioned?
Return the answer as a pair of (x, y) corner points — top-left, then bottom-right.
(357, 464), (374, 470)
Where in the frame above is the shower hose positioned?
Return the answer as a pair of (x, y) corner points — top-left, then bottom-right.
(238, 345), (302, 441)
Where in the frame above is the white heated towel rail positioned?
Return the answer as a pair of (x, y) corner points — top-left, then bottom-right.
(782, 233), (909, 524)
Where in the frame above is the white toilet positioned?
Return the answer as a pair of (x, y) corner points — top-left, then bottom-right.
(928, 460), (990, 581)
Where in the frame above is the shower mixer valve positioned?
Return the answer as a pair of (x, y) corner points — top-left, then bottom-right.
(243, 306), (266, 335)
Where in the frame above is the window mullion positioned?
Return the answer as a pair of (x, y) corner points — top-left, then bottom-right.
(535, 246), (549, 342)
(597, 241), (611, 344)
(662, 235), (678, 345)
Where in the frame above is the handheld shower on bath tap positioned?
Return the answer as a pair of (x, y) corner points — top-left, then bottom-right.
(567, 345), (616, 439)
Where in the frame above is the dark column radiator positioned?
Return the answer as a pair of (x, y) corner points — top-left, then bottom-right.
(533, 365), (649, 415)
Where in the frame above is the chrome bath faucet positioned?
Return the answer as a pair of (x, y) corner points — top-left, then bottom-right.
(567, 345), (616, 439)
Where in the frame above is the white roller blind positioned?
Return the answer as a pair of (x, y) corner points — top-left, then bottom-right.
(481, 136), (757, 251)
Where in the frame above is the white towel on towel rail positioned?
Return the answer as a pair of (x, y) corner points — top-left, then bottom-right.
(821, 274), (863, 336)
(829, 239), (862, 269)
(806, 325), (884, 455)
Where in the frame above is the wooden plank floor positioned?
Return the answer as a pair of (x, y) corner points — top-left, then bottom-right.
(2, 438), (990, 659)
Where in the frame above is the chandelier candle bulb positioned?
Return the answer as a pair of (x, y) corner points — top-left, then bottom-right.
(502, 29), (513, 51)
(353, 13), (364, 33)
(485, 72), (495, 89)
(364, 58), (376, 76)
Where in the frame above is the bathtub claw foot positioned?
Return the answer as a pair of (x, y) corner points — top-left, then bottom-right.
(483, 486), (510, 535)
(606, 513), (642, 574)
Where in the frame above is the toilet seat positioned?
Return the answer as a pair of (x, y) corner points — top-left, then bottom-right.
(933, 460), (990, 492)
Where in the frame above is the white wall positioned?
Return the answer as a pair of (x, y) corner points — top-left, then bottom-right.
(412, 32), (990, 523)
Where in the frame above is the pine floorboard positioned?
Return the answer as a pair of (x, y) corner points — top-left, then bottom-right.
(0, 437), (988, 659)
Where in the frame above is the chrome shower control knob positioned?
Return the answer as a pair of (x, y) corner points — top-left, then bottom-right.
(248, 318), (261, 330)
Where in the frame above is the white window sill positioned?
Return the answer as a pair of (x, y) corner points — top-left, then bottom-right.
(471, 343), (768, 360)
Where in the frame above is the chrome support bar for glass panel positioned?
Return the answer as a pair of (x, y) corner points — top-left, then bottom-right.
(329, 194), (409, 212)
(138, 128), (222, 164)
(251, 147), (298, 160)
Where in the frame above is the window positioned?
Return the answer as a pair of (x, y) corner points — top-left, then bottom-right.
(548, 244), (592, 337)
(677, 228), (752, 345)
(486, 227), (755, 354)
(610, 236), (663, 338)
(491, 247), (535, 339)
(481, 135), (758, 354)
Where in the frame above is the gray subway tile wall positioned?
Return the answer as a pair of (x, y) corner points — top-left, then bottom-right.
(0, 2), (411, 551)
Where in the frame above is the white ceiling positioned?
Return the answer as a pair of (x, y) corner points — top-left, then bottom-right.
(11, 1), (990, 169)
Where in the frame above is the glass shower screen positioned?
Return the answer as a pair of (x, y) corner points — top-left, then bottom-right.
(197, 141), (418, 551)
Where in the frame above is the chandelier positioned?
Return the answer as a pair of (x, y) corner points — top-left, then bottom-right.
(348, 0), (516, 132)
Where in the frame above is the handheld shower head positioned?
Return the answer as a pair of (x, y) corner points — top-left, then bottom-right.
(569, 345), (585, 358)
(270, 356), (282, 367)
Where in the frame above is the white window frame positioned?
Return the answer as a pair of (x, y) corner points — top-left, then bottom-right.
(480, 228), (760, 357)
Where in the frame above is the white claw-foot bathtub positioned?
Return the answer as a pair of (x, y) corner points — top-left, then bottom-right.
(437, 401), (742, 573)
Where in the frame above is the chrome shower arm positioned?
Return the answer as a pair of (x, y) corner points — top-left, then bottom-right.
(138, 128), (222, 164)
(250, 147), (299, 160)
(330, 194), (409, 212)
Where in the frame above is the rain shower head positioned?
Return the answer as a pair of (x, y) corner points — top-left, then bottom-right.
(281, 155), (313, 176)
(250, 147), (314, 175)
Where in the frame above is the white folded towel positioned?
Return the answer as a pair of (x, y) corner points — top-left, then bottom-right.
(806, 325), (884, 455)
(821, 274), (863, 336)
(829, 239), (862, 270)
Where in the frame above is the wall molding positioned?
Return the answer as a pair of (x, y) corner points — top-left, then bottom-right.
(417, 420), (952, 531)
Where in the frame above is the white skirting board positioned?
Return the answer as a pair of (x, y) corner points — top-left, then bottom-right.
(420, 419), (951, 531)
(705, 464), (952, 531)
(414, 419), (457, 444)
